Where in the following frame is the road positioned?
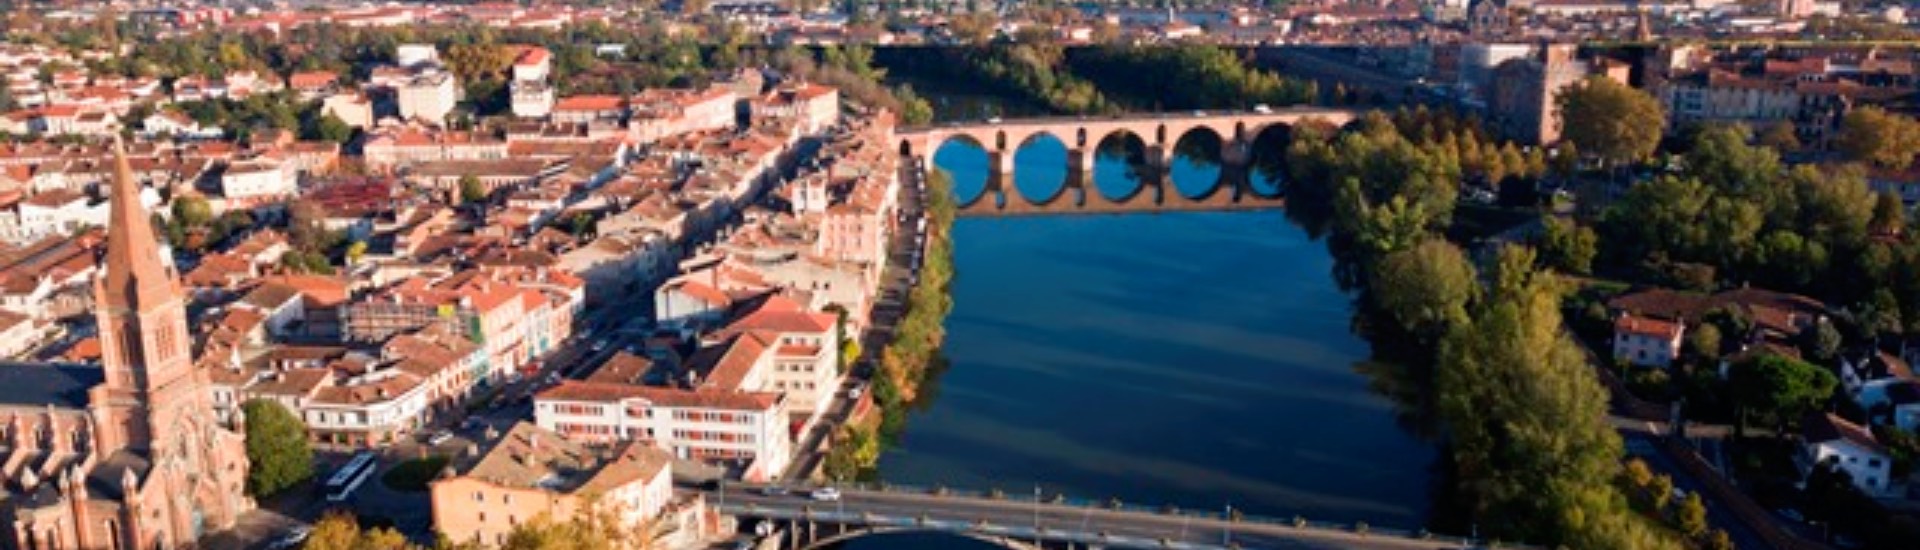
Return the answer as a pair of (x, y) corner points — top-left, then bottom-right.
(782, 160), (930, 481)
(713, 486), (1484, 550)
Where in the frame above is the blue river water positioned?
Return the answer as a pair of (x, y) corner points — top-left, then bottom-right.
(830, 137), (1432, 549)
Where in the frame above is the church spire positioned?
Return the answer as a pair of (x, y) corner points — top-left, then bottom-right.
(101, 138), (174, 312)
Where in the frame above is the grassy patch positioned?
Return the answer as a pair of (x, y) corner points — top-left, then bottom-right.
(381, 455), (449, 492)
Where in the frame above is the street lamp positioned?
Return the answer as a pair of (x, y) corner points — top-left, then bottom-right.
(1222, 503), (1232, 547)
(1033, 484), (1042, 546)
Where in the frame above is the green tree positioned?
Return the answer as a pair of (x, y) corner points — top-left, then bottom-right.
(307, 112), (353, 144)
(460, 175), (487, 204)
(1537, 216), (1598, 274)
(345, 241), (368, 265)
(1435, 247), (1680, 549)
(1687, 322), (1723, 363)
(1798, 319), (1843, 364)
(170, 194), (213, 227)
(1557, 76), (1665, 168)
(1727, 353), (1838, 434)
(242, 399), (314, 498)
(1835, 105), (1920, 170)
(1369, 238), (1476, 342)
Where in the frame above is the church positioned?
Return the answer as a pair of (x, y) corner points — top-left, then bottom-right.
(0, 143), (252, 549)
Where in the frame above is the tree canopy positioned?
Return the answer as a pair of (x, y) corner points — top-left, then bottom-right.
(242, 399), (314, 498)
(1836, 105), (1920, 171)
(1557, 76), (1665, 167)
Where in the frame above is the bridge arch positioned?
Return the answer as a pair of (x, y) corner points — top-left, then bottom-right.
(1007, 132), (1072, 206)
(1168, 125), (1228, 200)
(1088, 129), (1152, 203)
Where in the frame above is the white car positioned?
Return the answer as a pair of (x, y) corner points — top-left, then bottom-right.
(809, 487), (842, 502)
(1252, 104), (1272, 114)
(427, 431), (454, 446)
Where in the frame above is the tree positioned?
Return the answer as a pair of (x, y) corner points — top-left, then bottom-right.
(1369, 238), (1476, 342)
(1537, 216), (1598, 274)
(1557, 76), (1665, 168)
(1705, 529), (1735, 550)
(1758, 120), (1800, 153)
(307, 112), (353, 144)
(679, 0), (712, 16)
(1727, 353), (1838, 434)
(1872, 191), (1906, 236)
(1835, 105), (1920, 171)
(1435, 247), (1681, 549)
(1798, 319), (1843, 364)
(170, 194), (213, 227)
(345, 241), (368, 265)
(460, 175), (487, 204)
(1676, 493), (1708, 539)
(242, 399), (313, 498)
(301, 513), (416, 550)
(1687, 322), (1723, 363)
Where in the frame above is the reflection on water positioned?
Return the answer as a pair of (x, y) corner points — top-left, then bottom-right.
(871, 207), (1434, 528)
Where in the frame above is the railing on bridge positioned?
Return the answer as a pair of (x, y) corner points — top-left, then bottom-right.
(715, 481), (1531, 549)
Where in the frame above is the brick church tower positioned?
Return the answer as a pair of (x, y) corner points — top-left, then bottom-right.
(0, 141), (252, 550)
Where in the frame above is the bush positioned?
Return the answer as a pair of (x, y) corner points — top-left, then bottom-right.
(1626, 367), (1674, 401)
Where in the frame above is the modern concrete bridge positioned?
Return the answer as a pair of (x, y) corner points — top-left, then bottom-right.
(895, 108), (1359, 217)
(710, 483), (1499, 550)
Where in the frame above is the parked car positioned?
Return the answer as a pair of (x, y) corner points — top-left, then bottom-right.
(760, 485), (790, 496)
(427, 431), (454, 446)
(810, 487), (842, 502)
(1252, 104), (1272, 114)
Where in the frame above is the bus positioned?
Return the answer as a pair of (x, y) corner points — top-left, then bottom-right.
(323, 452), (378, 503)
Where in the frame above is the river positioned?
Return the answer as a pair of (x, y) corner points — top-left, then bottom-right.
(831, 132), (1433, 549)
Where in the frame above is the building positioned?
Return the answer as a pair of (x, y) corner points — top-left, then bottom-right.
(398, 71), (459, 126)
(431, 422), (677, 547)
(1613, 314), (1684, 368)
(0, 143), (253, 549)
(1487, 43), (1587, 145)
(1800, 412), (1896, 497)
(534, 377), (793, 481)
(219, 158), (298, 209)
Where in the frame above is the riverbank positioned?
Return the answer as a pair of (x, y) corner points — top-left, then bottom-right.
(825, 165), (959, 481)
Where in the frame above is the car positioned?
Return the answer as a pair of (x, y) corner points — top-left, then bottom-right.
(986, 117), (1002, 124)
(848, 383), (867, 399)
(427, 431), (454, 446)
(1670, 487), (1687, 500)
(1193, 110), (1207, 116)
(809, 487), (841, 501)
(760, 485), (790, 496)
(591, 341), (607, 352)
(266, 526), (311, 550)
(1252, 104), (1272, 114)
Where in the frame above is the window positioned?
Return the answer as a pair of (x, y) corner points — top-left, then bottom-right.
(473, 491), (483, 502)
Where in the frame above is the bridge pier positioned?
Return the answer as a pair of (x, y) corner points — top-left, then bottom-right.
(1069, 148), (1096, 173)
(1221, 138), (1253, 168)
(990, 150), (1016, 179)
(1066, 167), (1093, 207)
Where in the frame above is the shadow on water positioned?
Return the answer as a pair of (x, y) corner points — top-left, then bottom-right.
(1091, 131), (1151, 202)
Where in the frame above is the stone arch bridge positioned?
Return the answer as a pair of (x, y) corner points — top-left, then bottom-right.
(895, 108), (1360, 216)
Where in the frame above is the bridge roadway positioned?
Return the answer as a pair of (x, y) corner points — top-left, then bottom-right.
(710, 484), (1493, 550)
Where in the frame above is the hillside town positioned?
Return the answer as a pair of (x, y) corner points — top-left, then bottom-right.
(0, 21), (918, 547)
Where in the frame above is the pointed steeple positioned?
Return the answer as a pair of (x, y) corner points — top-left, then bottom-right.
(100, 137), (175, 312)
